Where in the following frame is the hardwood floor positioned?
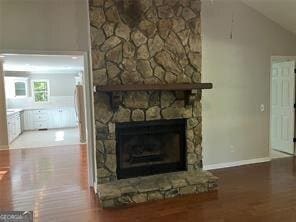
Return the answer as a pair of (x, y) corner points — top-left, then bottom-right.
(1, 145), (296, 222)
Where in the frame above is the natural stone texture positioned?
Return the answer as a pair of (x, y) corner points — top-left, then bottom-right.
(104, 140), (116, 154)
(161, 91), (175, 108)
(162, 106), (184, 119)
(148, 191), (163, 200)
(104, 0), (113, 8)
(157, 5), (174, 19)
(92, 0), (104, 7)
(146, 7), (158, 23)
(90, 27), (106, 48)
(90, 0), (207, 191)
(113, 106), (131, 122)
(90, 7), (105, 28)
(93, 69), (107, 86)
(108, 123), (115, 133)
(103, 22), (115, 37)
(139, 19), (157, 38)
(154, 0), (163, 6)
(106, 62), (121, 79)
(106, 44), (122, 64)
(171, 178), (187, 188)
(121, 71), (142, 84)
(187, 153), (198, 164)
(182, 7), (196, 20)
(122, 41), (135, 58)
(115, 22), (130, 40)
(96, 121), (108, 135)
(137, 60), (153, 78)
(155, 51), (181, 74)
(158, 19), (173, 39)
(101, 36), (121, 52)
(172, 17), (186, 33)
(154, 66), (165, 81)
(131, 30), (147, 47)
(96, 140), (104, 153)
(164, 189), (179, 198)
(187, 117), (199, 129)
(165, 72), (177, 83)
(149, 92), (160, 106)
(165, 31), (186, 58)
(97, 167), (111, 178)
(105, 6), (121, 22)
(137, 45), (150, 59)
(95, 93), (113, 124)
(146, 106), (161, 120)
(191, 0), (201, 14)
(91, 49), (105, 69)
(132, 193), (147, 203)
(122, 58), (137, 72)
(177, 73), (191, 83)
(132, 109), (145, 121)
(123, 92), (149, 109)
(98, 170), (218, 207)
(180, 185), (196, 195)
(140, 0), (153, 13)
(105, 154), (116, 172)
(178, 29), (190, 46)
(188, 52), (201, 71)
(189, 33), (201, 52)
(148, 34), (164, 56)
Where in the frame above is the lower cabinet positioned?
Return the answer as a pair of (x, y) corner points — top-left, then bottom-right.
(24, 108), (77, 130)
(7, 112), (21, 143)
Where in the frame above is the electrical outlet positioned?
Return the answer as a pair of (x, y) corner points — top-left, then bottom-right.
(260, 104), (265, 112)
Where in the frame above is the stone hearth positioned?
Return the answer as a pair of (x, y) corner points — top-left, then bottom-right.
(98, 170), (217, 207)
(89, 0), (218, 207)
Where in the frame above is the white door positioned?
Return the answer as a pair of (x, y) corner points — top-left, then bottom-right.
(271, 61), (295, 154)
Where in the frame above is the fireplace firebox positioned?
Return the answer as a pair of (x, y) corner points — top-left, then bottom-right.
(116, 119), (187, 179)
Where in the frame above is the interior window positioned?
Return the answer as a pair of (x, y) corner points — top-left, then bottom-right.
(14, 81), (27, 96)
(32, 80), (49, 102)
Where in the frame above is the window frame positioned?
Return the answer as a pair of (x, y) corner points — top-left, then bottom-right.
(13, 79), (28, 98)
(31, 79), (50, 103)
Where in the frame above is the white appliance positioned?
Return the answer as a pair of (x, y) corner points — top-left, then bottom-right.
(74, 84), (86, 143)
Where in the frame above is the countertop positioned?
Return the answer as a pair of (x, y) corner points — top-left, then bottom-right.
(6, 109), (23, 117)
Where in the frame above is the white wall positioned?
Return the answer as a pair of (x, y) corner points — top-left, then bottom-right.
(201, 0), (296, 166)
(0, 0), (89, 52)
(29, 73), (76, 97)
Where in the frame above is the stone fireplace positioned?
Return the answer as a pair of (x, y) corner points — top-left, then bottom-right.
(89, 0), (218, 207)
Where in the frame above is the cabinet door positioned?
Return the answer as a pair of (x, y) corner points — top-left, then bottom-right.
(15, 113), (21, 136)
(24, 111), (34, 130)
(7, 118), (12, 143)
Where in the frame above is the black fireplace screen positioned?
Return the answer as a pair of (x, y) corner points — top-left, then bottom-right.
(116, 119), (186, 179)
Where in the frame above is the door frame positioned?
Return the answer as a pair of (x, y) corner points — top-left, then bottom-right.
(269, 56), (296, 158)
(0, 49), (96, 187)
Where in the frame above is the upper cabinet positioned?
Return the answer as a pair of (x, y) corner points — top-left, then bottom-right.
(5, 77), (28, 98)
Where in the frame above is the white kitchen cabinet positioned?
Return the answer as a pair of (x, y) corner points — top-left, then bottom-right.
(7, 112), (21, 143)
(23, 107), (77, 131)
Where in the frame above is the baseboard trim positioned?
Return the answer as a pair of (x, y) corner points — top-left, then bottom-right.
(203, 157), (271, 170)
(0, 145), (9, 150)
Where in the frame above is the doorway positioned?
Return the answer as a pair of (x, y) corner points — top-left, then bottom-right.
(0, 50), (95, 187)
(2, 54), (85, 148)
(270, 57), (296, 159)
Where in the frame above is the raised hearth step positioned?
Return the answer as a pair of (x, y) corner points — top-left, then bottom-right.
(97, 170), (218, 208)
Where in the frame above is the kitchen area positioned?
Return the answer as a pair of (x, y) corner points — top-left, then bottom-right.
(1, 54), (86, 149)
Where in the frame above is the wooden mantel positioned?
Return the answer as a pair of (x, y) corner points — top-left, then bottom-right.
(95, 83), (213, 92)
(94, 83), (213, 109)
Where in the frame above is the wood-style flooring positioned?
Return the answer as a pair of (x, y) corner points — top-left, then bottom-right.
(1, 145), (296, 222)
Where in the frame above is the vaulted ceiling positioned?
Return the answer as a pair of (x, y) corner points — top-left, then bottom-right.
(243, 0), (296, 35)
